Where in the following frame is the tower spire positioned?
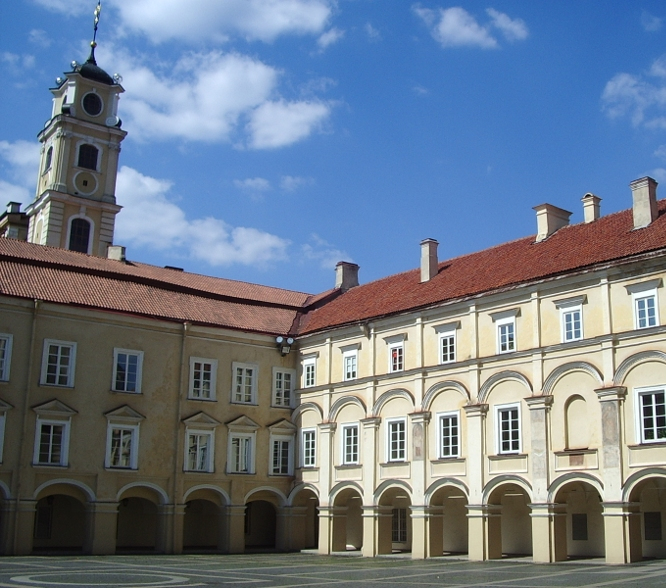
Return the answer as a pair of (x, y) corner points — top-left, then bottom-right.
(87, 1), (102, 65)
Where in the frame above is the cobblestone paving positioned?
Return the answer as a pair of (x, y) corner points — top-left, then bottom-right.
(0, 553), (665, 587)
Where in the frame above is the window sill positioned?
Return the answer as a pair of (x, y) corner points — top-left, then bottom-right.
(39, 383), (74, 389)
(271, 404), (293, 409)
(230, 400), (257, 406)
(105, 466), (137, 472)
(32, 463), (68, 468)
(432, 456), (464, 463)
(186, 396), (216, 402)
(111, 389), (142, 395)
(227, 470), (255, 475)
(381, 460), (408, 466)
(183, 469), (214, 474)
(490, 453), (526, 460)
(337, 463), (361, 469)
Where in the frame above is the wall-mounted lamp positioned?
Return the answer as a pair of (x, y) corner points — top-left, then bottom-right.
(276, 336), (294, 355)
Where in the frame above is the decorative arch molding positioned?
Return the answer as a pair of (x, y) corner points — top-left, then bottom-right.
(292, 402), (324, 423)
(548, 472), (604, 503)
(34, 478), (96, 503)
(287, 483), (320, 506)
(371, 388), (415, 417)
(482, 475), (532, 504)
(542, 362), (604, 396)
(244, 486), (287, 507)
(374, 479), (413, 505)
(116, 481), (169, 505)
(622, 467), (666, 502)
(478, 371), (532, 404)
(182, 484), (231, 506)
(425, 478), (469, 504)
(0, 480), (10, 500)
(614, 351), (666, 386)
(65, 213), (95, 255)
(421, 381), (471, 412)
(328, 396), (367, 422)
(329, 481), (364, 505)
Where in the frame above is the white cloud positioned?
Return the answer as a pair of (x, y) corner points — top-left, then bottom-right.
(301, 233), (350, 270)
(651, 168), (666, 183)
(234, 177), (271, 192)
(317, 27), (345, 50)
(602, 56), (666, 128)
(33, 0), (91, 15)
(413, 5), (527, 49)
(114, 0), (333, 44)
(280, 175), (314, 191)
(0, 140), (40, 205)
(247, 99), (331, 149)
(28, 29), (52, 48)
(654, 145), (666, 161)
(1, 52), (36, 73)
(413, 85), (429, 96)
(642, 11), (663, 32)
(365, 23), (381, 41)
(115, 166), (289, 267)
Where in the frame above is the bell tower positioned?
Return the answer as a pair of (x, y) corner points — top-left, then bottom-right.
(26, 2), (127, 257)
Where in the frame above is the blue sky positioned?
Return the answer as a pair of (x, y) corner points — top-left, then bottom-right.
(2, 1), (666, 294)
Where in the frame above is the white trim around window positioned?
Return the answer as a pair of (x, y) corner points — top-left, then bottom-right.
(231, 362), (258, 404)
(554, 295), (586, 343)
(0, 334), (12, 382)
(270, 434), (294, 476)
(634, 386), (666, 444)
(342, 349), (358, 381)
(386, 417), (407, 462)
(388, 341), (404, 373)
(496, 317), (516, 354)
(112, 349), (144, 394)
(341, 423), (360, 465)
(302, 357), (316, 388)
(33, 417), (71, 466)
(301, 428), (316, 467)
(185, 429), (215, 472)
(495, 403), (521, 455)
(189, 357), (217, 400)
(105, 423), (140, 469)
(625, 280), (661, 330)
(272, 367), (296, 407)
(437, 411), (460, 459)
(40, 339), (76, 387)
(227, 432), (255, 474)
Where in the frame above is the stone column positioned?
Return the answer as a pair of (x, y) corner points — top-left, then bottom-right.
(280, 506), (307, 551)
(317, 506), (334, 554)
(225, 505), (246, 554)
(360, 417), (380, 557)
(529, 503), (566, 563)
(409, 411), (430, 559)
(467, 504), (501, 560)
(171, 504), (186, 554)
(361, 505), (377, 557)
(318, 422), (337, 507)
(0, 499), (16, 555)
(14, 499), (36, 555)
(410, 505), (430, 559)
(464, 404), (487, 560)
(88, 501), (119, 555)
(156, 504), (174, 553)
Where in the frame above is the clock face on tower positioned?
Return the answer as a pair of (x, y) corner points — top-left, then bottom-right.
(82, 92), (103, 117)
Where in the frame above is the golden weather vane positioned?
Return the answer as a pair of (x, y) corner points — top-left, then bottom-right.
(91, 1), (102, 49)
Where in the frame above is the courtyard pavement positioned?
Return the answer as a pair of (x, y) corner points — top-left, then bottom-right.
(0, 553), (665, 587)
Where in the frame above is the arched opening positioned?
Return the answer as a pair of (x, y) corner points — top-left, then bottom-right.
(428, 485), (468, 556)
(244, 500), (277, 551)
(377, 486), (412, 554)
(116, 497), (158, 553)
(68, 218), (91, 254)
(629, 476), (666, 560)
(183, 499), (220, 553)
(487, 483), (532, 558)
(332, 488), (363, 552)
(33, 494), (85, 553)
(553, 481), (604, 560)
(290, 488), (319, 551)
(43, 146), (53, 173)
(565, 395), (589, 450)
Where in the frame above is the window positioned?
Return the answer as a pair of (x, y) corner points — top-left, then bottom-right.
(34, 418), (70, 466)
(232, 362), (257, 404)
(186, 430), (214, 472)
(68, 218), (91, 254)
(440, 331), (456, 364)
(389, 343), (404, 373)
(387, 418), (406, 462)
(343, 350), (358, 381)
(496, 403), (521, 454)
(273, 368), (295, 407)
(0, 334), (12, 381)
(271, 436), (293, 475)
(40, 340), (76, 387)
(303, 357), (316, 388)
(342, 424), (359, 465)
(392, 508), (407, 543)
(77, 144), (98, 170)
(112, 349), (143, 393)
(43, 147), (53, 173)
(645, 512), (663, 541)
(626, 280), (661, 330)
(555, 296), (586, 343)
(497, 318), (516, 354)
(302, 429), (316, 467)
(438, 412), (460, 458)
(106, 425), (139, 469)
(228, 434), (253, 473)
(636, 388), (666, 443)
(189, 358), (217, 400)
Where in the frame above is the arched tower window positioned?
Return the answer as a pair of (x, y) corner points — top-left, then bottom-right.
(43, 147), (53, 173)
(77, 144), (98, 171)
(68, 218), (91, 253)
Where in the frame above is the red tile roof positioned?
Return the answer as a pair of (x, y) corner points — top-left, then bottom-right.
(297, 201), (666, 335)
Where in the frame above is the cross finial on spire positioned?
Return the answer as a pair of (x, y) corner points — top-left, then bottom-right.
(87, 1), (102, 65)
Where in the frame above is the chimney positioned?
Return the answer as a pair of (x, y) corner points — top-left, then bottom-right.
(630, 176), (658, 229)
(533, 203), (572, 242)
(6, 202), (21, 214)
(107, 245), (126, 262)
(581, 193), (601, 223)
(420, 238), (439, 282)
(335, 261), (359, 290)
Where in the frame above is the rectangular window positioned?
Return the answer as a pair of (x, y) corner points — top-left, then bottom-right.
(41, 340), (76, 387)
(571, 513), (588, 541)
(440, 331), (456, 364)
(232, 363), (257, 404)
(343, 350), (357, 381)
(229, 435), (252, 473)
(389, 343), (404, 373)
(438, 412), (460, 458)
(273, 368), (295, 407)
(639, 390), (666, 443)
(302, 429), (316, 467)
(636, 294), (658, 329)
(0, 334), (12, 381)
(342, 424), (359, 465)
(392, 508), (407, 543)
(187, 431), (213, 472)
(387, 419), (406, 462)
(303, 358), (316, 388)
(562, 307), (583, 342)
(497, 319), (516, 354)
(189, 358), (217, 400)
(645, 512), (663, 541)
(496, 404), (521, 454)
(34, 419), (69, 466)
(107, 425), (138, 469)
(113, 349), (143, 393)
(271, 438), (292, 475)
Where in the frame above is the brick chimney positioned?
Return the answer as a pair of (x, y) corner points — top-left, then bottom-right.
(335, 261), (359, 290)
(630, 176), (658, 229)
(420, 238), (438, 282)
(533, 203), (572, 242)
(581, 193), (601, 223)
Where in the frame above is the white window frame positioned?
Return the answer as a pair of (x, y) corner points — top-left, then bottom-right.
(341, 423), (360, 465)
(0, 334), (13, 382)
(301, 428), (316, 467)
(496, 317), (516, 354)
(626, 280), (661, 330)
(270, 434), (294, 476)
(189, 357), (217, 400)
(495, 403), (522, 455)
(227, 432), (255, 474)
(439, 329), (456, 364)
(105, 423), (139, 469)
(303, 357), (316, 388)
(438, 411), (460, 459)
(33, 417), (71, 466)
(231, 362), (258, 404)
(272, 368), (296, 407)
(40, 339), (76, 387)
(185, 429), (215, 473)
(112, 349), (143, 394)
(386, 418), (407, 462)
(555, 296), (586, 343)
(634, 386), (666, 444)
(342, 349), (358, 381)
(388, 342), (404, 373)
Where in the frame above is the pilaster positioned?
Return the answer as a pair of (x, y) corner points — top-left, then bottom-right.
(463, 404), (488, 504)
(524, 395), (553, 503)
